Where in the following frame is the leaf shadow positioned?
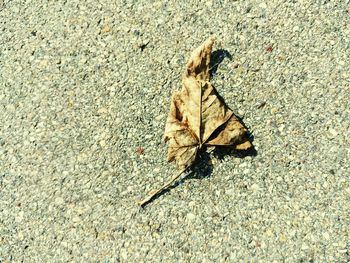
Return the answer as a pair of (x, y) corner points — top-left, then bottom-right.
(188, 133), (257, 181)
(209, 49), (232, 77)
(213, 141), (257, 162)
(189, 150), (214, 180)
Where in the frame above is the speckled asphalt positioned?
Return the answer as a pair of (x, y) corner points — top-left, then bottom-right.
(1, 1), (349, 262)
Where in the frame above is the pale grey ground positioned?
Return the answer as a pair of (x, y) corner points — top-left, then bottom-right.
(1, 1), (350, 262)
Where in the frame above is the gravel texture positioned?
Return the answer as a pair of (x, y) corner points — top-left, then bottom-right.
(1, 1), (350, 262)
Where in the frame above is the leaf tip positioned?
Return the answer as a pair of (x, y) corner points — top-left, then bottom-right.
(185, 36), (216, 80)
(235, 140), (252, 150)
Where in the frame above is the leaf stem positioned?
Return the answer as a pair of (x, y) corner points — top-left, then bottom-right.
(138, 167), (189, 207)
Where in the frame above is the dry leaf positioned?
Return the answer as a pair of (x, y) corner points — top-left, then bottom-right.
(139, 37), (252, 206)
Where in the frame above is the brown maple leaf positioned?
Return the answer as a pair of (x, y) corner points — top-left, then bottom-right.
(139, 37), (252, 206)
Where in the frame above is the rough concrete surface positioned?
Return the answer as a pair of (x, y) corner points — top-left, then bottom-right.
(1, 1), (349, 262)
